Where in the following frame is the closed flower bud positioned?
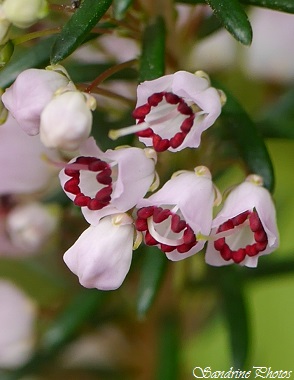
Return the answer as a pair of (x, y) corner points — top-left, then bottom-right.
(2, 66), (74, 135)
(2, 0), (48, 28)
(0, 14), (10, 45)
(40, 91), (96, 151)
(6, 202), (58, 252)
(63, 214), (134, 290)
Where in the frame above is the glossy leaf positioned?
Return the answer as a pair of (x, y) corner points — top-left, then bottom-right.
(136, 247), (168, 318)
(113, 0), (133, 19)
(258, 87), (294, 139)
(50, 0), (112, 64)
(138, 16), (166, 82)
(242, 0), (294, 13)
(218, 267), (250, 368)
(219, 83), (275, 192)
(177, 0), (294, 12)
(0, 37), (55, 89)
(205, 0), (252, 45)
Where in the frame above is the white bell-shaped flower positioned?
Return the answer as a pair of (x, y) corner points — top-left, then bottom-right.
(59, 138), (157, 224)
(40, 91), (96, 151)
(64, 214), (134, 290)
(109, 71), (225, 152)
(135, 166), (218, 261)
(205, 175), (279, 267)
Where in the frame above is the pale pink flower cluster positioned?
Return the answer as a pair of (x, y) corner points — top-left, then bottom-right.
(1, 67), (279, 291)
(0, 115), (58, 257)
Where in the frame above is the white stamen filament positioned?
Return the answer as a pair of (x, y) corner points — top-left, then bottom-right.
(147, 217), (184, 246)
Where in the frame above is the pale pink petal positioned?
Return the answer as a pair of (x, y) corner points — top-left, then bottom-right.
(2, 68), (71, 135)
(64, 215), (134, 290)
(0, 115), (59, 194)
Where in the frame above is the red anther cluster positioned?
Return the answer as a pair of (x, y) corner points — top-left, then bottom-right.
(64, 156), (112, 210)
(135, 206), (197, 253)
(132, 92), (195, 152)
(213, 210), (268, 263)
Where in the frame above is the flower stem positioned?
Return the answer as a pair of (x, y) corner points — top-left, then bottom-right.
(12, 27), (61, 45)
(85, 58), (138, 93)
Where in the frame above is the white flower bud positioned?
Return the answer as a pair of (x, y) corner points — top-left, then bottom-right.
(0, 8), (11, 44)
(40, 91), (96, 151)
(2, 0), (48, 28)
(6, 202), (58, 252)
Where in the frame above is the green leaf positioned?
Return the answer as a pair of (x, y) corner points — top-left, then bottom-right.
(136, 247), (168, 318)
(241, 0), (294, 13)
(156, 316), (180, 380)
(0, 36), (55, 89)
(218, 267), (250, 368)
(139, 16), (166, 82)
(205, 0), (252, 45)
(258, 88), (294, 139)
(50, 0), (112, 64)
(113, 0), (133, 19)
(219, 83), (275, 192)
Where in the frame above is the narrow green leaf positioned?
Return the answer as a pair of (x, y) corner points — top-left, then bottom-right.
(219, 267), (250, 368)
(258, 88), (294, 139)
(0, 36), (55, 89)
(219, 83), (275, 192)
(50, 0), (112, 64)
(113, 0), (133, 20)
(241, 0), (294, 13)
(136, 247), (168, 318)
(205, 0), (252, 45)
(156, 316), (180, 380)
(177, 0), (294, 12)
(139, 16), (166, 82)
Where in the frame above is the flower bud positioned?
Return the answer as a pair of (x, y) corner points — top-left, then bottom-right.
(0, 14), (10, 45)
(2, 66), (74, 135)
(2, 0), (48, 28)
(6, 202), (58, 252)
(40, 91), (96, 151)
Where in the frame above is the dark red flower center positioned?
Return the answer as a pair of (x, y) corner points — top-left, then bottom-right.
(213, 210), (268, 264)
(135, 206), (197, 253)
(132, 91), (197, 152)
(63, 156), (113, 210)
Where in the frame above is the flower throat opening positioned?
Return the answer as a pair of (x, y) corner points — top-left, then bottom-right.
(135, 206), (197, 253)
(63, 156), (113, 210)
(133, 91), (198, 152)
(213, 210), (268, 263)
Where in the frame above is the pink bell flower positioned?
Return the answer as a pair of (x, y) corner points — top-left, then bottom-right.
(59, 138), (157, 225)
(205, 175), (279, 267)
(0, 280), (36, 368)
(63, 213), (134, 290)
(2, 65), (75, 135)
(0, 114), (58, 195)
(109, 71), (225, 152)
(135, 166), (218, 260)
